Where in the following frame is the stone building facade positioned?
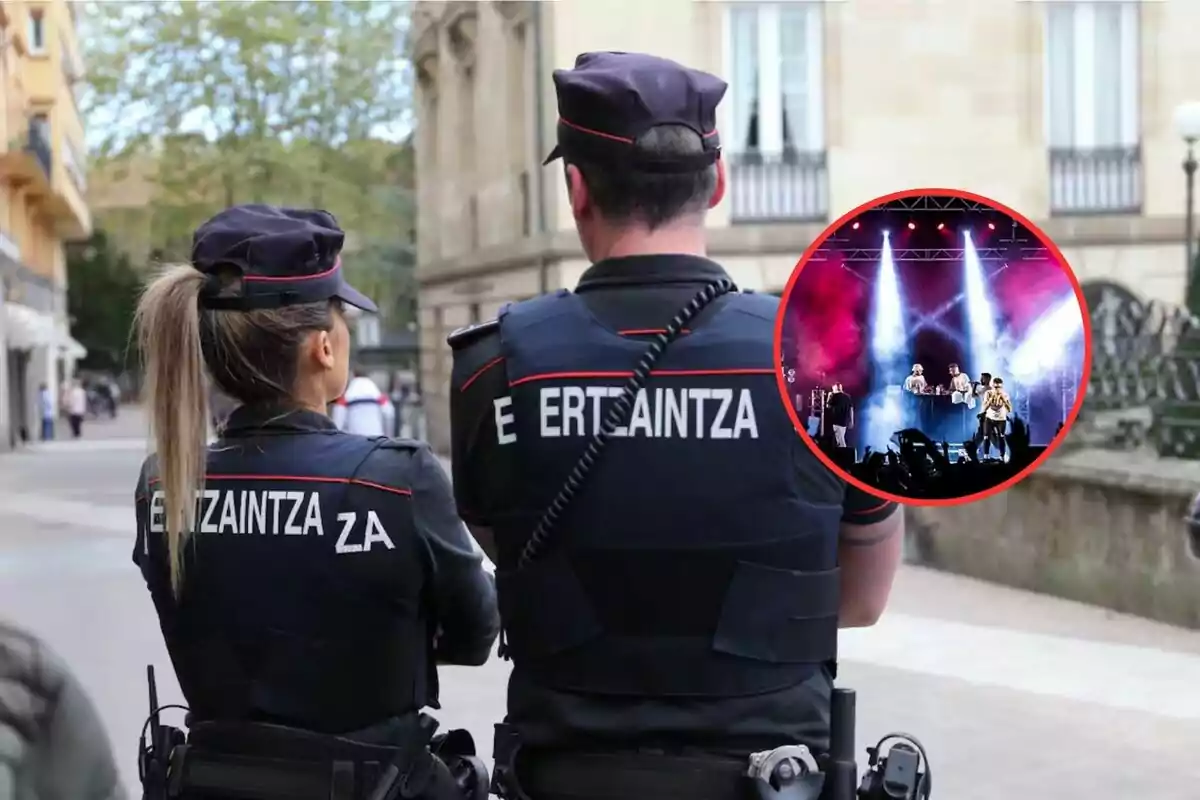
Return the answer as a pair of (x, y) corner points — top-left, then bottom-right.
(411, 0), (1200, 452)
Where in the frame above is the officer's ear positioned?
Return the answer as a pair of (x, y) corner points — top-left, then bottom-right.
(708, 157), (726, 210)
(565, 164), (590, 218)
(310, 329), (337, 372)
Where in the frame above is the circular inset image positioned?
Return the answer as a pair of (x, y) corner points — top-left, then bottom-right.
(775, 189), (1092, 505)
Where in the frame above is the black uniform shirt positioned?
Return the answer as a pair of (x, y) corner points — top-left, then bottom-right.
(133, 406), (500, 733)
(450, 255), (898, 752)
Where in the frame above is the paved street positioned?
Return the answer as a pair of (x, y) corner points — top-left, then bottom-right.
(1, 407), (1199, 799)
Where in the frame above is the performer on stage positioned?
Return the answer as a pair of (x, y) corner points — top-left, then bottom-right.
(826, 383), (853, 448)
(904, 363), (927, 394)
(949, 363), (974, 409)
(972, 371), (992, 399)
(981, 376), (1013, 461)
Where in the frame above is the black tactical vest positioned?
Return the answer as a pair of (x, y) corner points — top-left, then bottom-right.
(137, 422), (435, 733)
(492, 290), (841, 698)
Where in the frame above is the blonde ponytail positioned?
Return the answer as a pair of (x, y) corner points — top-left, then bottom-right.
(134, 265), (210, 596)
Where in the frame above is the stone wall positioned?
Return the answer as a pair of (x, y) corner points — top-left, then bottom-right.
(907, 446), (1200, 630)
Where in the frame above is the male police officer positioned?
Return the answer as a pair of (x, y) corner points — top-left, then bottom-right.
(448, 53), (903, 800)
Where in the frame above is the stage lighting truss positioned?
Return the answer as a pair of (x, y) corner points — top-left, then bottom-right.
(810, 246), (1050, 263)
(875, 196), (995, 213)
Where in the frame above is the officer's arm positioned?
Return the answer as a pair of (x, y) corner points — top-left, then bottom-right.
(407, 444), (501, 665)
(132, 460), (149, 569)
(132, 458), (161, 587)
(448, 320), (509, 562)
(838, 488), (904, 628)
(133, 457), (178, 641)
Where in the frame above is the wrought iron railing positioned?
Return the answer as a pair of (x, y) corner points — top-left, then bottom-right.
(1048, 146), (1142, 216)
(727, 150), (828, 224)
(1078, 280), (1200, 458)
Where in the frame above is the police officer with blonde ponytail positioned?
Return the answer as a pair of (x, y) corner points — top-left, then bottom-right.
(132, 204), (499, 800)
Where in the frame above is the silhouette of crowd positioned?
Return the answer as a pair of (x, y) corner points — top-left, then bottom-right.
(816, 415), (1052, 500)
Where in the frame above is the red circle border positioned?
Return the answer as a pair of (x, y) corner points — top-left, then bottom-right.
(771, 187), (1095, 508)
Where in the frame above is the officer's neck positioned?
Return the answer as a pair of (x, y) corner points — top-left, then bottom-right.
(589, 224), (707, 262)
(287, 386), (333, 417)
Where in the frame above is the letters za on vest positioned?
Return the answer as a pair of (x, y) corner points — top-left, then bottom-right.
(144, 484), (395, 555)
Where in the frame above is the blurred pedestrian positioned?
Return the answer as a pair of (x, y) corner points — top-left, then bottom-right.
(330, 368), (395, 437)
(66, 380), (87, 438)
(0, 619), (126, 799)
(37, 382), (55, 441)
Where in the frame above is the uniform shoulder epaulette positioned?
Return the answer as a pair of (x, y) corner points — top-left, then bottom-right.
(375, 436), (423, 452)
(446, 318), (499, 351)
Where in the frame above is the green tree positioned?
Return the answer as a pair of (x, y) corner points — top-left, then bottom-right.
(66, 231), (142, 373)
(82, 0), (416, 303)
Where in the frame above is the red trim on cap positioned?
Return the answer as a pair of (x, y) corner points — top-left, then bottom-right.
(560, 117), (719, 143)
(243, 256), (342, 283)
(559, 117), (634, 144)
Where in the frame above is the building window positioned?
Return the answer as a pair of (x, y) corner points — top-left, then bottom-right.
(723, 2), (828, 223)
(27, 113), (51, 176)
(1044, 2), (1141, 215)
(467, 195), (479, 251)
(518, 170), (531, 237)
(468, 302), (481, 324)
(28, 9), (46, 54)
(460, 64), (476, 185)
(355, 315), (381, 348)
(726, 3), (824, 157)
(63, 138), (87, 192)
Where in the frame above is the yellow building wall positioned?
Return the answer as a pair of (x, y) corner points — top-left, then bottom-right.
(0, 0), (90, 289)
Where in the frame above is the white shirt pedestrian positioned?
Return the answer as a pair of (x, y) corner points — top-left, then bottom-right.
(331, 375), (396, 437)
(67, 384), (87, 417)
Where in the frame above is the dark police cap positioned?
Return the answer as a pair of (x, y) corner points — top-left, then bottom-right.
(543, 51), (726, 174)
(192, 203), (377, 313)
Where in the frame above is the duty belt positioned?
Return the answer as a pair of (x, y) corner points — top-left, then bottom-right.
(160, 717), (446, 800)
(166, 748), (373, 799)
(516, 749), (825, 800)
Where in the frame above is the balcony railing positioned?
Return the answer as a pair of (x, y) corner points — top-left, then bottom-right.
(1048, 146), (1142, 216)
(2, 264), (57, 313)
(25, 119), (52, 178)
(727, 150), (829, 223)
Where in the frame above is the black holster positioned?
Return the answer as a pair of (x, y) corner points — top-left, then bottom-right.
(491, 724), (528, 800)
